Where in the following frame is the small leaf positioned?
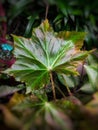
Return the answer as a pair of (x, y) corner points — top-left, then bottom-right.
(84, 65), (98, 90)
(87, 53), (98, 65)
(0, 85), (23, 98)
(80, 81), (95, 94)
(58, 74), (79, 88)
(24, 14), (38, 37)
(7, 92), (25, 108)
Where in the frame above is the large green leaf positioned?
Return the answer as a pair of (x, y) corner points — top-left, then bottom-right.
(5, 19), (89, 92)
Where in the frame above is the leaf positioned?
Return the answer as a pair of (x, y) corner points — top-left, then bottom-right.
(7, 92), (25, 108)
(0, 85), (24, 98)
(87, 53), (98, 65)
(24, 13), (39, 37)
(58, 74), (79, 88)
(11, 97), (73, 130)
(57, 31), (86, 49)
(80, 81), (95, 94)
(5, 19), (89, 92)
(44, 102), (73, 130)
(84, 65), (98, 90)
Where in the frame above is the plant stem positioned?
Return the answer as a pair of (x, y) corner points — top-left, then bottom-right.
(62, 76), (73, 96)
(55, 85), (66, 98)
(45, 3), (49, 19)
(66, 84), (73, 96)
(49, 72), (56, 101)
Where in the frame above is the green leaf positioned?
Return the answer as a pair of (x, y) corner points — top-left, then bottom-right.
(57, 31), (86, 49)
(13, 99), (73, 130)
(24, 14), (38, 37)
(84, 65), (98, 90)
(5, 20), (89, 93)
(80, 81), (95, 94)
(58, 74), (79, 88)
(87, 52), (98, 65)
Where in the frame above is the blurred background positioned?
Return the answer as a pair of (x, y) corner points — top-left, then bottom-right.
(1, 0), (98, 50)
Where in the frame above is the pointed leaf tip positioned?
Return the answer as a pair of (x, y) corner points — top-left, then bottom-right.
(40, 19), (52, 32)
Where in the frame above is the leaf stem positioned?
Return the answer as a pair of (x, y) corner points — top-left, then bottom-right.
(45, 3), (49, 19)
(66, 84), (73, 96)
(62, 75), (73, 96)
(55, 85), (66, 98)
(49, 72), (56, 101)
(80, 61), (85, 82)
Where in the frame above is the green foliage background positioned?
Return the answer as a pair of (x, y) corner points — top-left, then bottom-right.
(2, 0), (98, 49)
